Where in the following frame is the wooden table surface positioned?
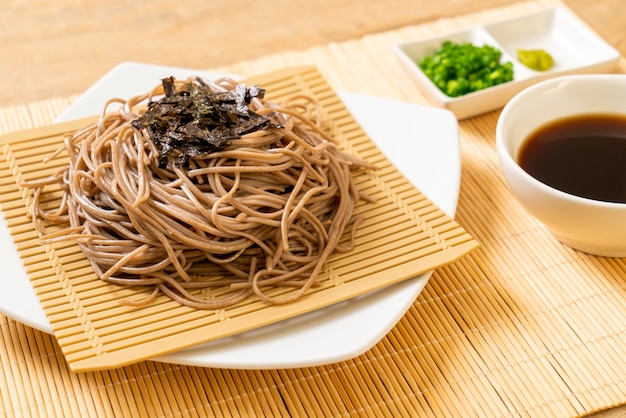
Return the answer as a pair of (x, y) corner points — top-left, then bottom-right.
(1, 0), (625, 107)
(1, 1), (625, 417)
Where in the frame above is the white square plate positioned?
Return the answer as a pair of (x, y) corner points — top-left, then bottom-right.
(392, 6), (620, 119)
(0, 62), (460, 369)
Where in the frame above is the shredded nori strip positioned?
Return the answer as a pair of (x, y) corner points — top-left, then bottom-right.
(131, 76), (279, 168)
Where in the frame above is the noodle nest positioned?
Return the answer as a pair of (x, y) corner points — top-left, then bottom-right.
(26, 76), (374, 309)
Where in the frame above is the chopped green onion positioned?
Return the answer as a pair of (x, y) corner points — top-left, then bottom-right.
(418, 41), (514, 97)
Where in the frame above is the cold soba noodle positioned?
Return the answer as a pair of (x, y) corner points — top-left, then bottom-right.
(26, 76), (374, 309)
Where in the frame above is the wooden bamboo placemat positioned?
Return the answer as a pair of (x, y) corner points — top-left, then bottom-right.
(0, 66), (476, 372)
(1, 0), (625, 416)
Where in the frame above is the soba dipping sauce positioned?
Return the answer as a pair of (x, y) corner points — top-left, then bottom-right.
(518, 114), (626, 204)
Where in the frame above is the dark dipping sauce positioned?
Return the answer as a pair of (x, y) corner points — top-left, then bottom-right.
(518, 114), (626, 204)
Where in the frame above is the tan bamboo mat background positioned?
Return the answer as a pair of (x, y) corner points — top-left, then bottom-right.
(1, 0), (625, 416)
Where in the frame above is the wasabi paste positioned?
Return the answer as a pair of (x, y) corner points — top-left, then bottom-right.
(517, 49), (554, 71)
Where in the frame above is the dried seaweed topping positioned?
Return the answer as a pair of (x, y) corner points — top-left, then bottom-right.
(131, 76), (278, 168)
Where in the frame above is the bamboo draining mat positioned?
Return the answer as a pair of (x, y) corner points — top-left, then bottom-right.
(1, 0), (625, 416)
(0, 66), (477, 372)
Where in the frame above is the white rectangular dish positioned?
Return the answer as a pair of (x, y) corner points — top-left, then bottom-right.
(392, 6), (621, 119)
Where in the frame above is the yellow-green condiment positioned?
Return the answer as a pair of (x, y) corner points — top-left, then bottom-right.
(517, 49), (554, 71)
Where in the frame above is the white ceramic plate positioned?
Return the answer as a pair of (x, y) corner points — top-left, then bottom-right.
(0, 62), (460, 369)
(392, 6), (621, 119)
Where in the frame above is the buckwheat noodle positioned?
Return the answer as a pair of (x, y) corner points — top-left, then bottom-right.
(25, 76), (374, 310)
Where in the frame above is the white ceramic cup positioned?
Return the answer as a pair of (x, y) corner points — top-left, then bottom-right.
(496, 74), (626, 257)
